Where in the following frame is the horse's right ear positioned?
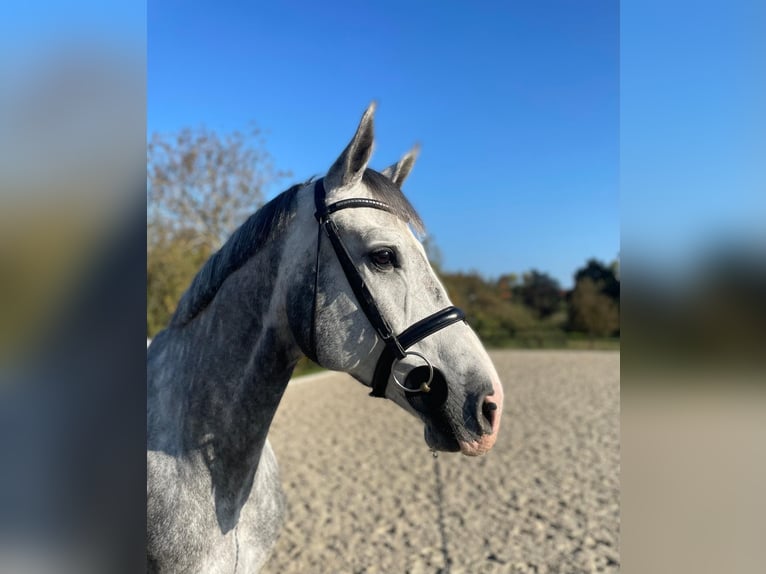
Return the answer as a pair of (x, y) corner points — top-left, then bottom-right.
(381, 144), (420, 188)
(325, 102), (376, 191)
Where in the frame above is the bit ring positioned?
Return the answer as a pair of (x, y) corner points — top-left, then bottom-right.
(391, 351), (434, 393)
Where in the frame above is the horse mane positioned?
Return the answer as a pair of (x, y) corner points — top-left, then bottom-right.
(170, 181), (306, 327)
(361, 169), (424, 235)
(170, 169), (423, 327)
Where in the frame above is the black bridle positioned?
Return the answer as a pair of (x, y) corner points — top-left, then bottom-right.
(310, 178), (466, 398)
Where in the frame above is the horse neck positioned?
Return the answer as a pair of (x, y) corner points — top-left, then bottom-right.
(194, 243), (301, 431)
(148, 224), (306, 528)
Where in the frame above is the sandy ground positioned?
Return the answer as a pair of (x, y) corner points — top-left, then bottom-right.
(262, 350), (619, 574)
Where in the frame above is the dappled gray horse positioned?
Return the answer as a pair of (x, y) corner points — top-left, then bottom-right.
(147, 104), (504, 573)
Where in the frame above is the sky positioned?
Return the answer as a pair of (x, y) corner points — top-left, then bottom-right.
(148, 0), (619, 288)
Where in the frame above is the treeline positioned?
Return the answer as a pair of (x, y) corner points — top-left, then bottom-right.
(435, 260), (619, 348)
(147, 125), (620, 349)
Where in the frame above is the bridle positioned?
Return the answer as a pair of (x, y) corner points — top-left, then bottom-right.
(309, 178), (466, 399)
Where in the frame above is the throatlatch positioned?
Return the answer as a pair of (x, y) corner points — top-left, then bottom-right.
(311, 178), (466, 399)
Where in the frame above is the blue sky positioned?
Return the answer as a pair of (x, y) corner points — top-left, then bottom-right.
(149, 0), (619, 288)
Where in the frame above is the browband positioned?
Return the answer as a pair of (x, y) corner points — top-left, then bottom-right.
(317, 197), (397, 219)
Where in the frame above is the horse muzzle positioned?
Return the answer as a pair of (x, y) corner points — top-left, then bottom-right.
(403, 366), (504, 457)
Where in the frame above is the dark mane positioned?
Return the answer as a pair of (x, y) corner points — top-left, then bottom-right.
(169, 169), (423, 327)
(170, 181), (306, 327)
(362, 169), (424, 234)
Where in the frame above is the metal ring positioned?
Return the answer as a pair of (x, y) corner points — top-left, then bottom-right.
(391, 351), (434, 393)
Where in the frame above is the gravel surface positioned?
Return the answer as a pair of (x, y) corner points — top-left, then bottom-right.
(262, 350), (620, 574)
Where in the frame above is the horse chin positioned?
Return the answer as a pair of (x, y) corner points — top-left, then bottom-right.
(456, 434), (498, 456)
(424, 416), (500, 456)
(424, 424), (460, 453)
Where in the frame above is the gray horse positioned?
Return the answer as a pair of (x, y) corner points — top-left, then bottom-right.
(147, 104), (504, 573)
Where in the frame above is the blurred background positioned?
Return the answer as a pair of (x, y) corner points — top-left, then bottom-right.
(1, 0), (764, 573)
(621, 2), (766, 573)
(1, 2), (146, 573)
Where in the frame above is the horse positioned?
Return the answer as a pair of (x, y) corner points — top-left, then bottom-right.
(147, 103), (504, 573)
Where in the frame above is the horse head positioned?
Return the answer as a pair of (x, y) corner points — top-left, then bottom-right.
(287, 103), (503, 456)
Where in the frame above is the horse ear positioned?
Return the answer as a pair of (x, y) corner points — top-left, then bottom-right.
(381, 144), (420, 188)
(326, 102), (376, 190)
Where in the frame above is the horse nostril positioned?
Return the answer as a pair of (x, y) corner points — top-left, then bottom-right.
(480, 398), (497, 434)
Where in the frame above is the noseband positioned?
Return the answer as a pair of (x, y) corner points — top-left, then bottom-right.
(310, 178), (466, 398)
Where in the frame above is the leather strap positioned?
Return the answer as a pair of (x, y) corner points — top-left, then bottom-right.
(314, 179), (405, 357)
(370, 306), (465, 397)
(311, 178), (466, 399)
(320, 197), (397, 218)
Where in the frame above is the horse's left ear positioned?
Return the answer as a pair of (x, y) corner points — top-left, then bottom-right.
(326, 102), (376, 191)
(381, 144), (420, 188)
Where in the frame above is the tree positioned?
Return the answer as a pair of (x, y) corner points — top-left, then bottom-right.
(147, 228), (214, 336)
(147, 124), (289, 336)
(567, 258), (620, 340)
(568, 278), (619, 339)
(496, 273), (518, 301)
(517, 270), (562, 318)
(148, 124), (290, 250)
(574, 258), (620, 303)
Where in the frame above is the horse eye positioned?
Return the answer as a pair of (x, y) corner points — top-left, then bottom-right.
(369, 248), (396, 269)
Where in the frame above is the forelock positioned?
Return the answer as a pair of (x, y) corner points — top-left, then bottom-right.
(361, 169), (424, 235)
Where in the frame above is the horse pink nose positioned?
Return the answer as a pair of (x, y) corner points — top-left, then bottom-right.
(478, 389), (502, 434)
(481, 377), (504, 433)
(458, 394), (501, 456)
(481, 398), (498, 434)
